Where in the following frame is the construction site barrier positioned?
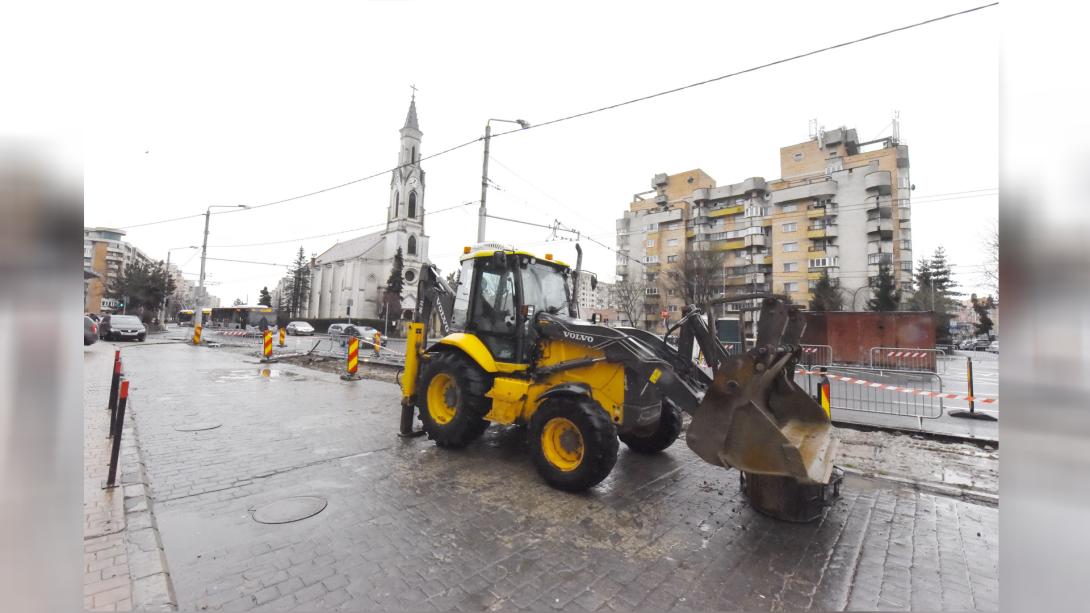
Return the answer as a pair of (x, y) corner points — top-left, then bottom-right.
(799, 344), (833, 368)
(342, 337), (360, 380)
(192, 324), (202, 345)
(262, 329), (273, 360)
(795, 365), (946, 422)
(278, 327), (286, 348)
(869, 346), (946, 373)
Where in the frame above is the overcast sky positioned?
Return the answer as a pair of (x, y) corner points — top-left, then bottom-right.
(70, 1), (996, 305)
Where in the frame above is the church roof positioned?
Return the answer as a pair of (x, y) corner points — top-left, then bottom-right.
(403, 97), (419, 131)
(314, 231), (384, 265)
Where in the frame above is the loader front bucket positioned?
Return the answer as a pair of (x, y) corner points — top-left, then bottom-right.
(685, 299), (839, 522)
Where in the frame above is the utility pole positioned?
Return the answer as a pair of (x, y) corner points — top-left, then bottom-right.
(477, 118), (530, 243)
(195, 205), (247, 330)
(477, 123), (491, 244)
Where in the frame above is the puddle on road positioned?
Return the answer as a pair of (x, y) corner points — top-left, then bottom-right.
(211, 368), (304, 383)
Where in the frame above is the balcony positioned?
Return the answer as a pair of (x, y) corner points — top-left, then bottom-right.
(807, 207), (828, 219)
(654, 194), (668, 206)
(898, 206), (911, 221)
(806, 226), (827, 239)
(742, 177), (768, 195)
(712, 239), (746, 251)
(866, 219), (894, 235)
(864, 170), (892, 195)
(744, 234), (766, 248)
(709, 204), (744, 217)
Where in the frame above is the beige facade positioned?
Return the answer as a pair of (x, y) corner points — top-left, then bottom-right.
(83, 227), (154, 314)
(616, 126), (913, 329)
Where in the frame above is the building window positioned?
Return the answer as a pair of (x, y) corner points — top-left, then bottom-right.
(900, 262), (913, 272)
(784, 282), (799, 292)
(669, 304), (679, 312)
(646, 239), (655, 247)
(411, 146), (416, 162)
(408, 192), (417, 218)
(808, 280), (818, 289)
(407, 235), (417, 256)
(868, 253), (893, 265)
(644, 255), (659, 263)
(667, 238), (679, 247)
(782, 222), (797, 233)
(899, 239), (912, 250)
(783, 242), (799, 253)
(644, 223), (658, 232)
(645, 287), (659, 295)
(667, 255), (678, 263)
(782, 204), (798, 213)
(783, 262), (799, 272)
(394, 192), (400, 217)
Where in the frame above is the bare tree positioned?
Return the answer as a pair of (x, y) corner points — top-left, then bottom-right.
(981, 219), (998, 298)
(668, 249), (726, 313)
(612, 277), (646, 329)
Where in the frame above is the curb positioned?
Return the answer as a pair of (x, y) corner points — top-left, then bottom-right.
(118, 402), (178, 611)
(832, 418), (999, 447)
(840, 467), (999, 507)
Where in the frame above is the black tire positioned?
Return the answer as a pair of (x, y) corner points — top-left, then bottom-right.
(619, 403), (683, 454)
(529, 395), (618, 492)
(416, 351), (491, 448)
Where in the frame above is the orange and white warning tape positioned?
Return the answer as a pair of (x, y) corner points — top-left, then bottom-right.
(216, 330), (249, 337)
(885, 350), (932, 358)
(802, 347), (821, 354)
(795, 368), (998, 404)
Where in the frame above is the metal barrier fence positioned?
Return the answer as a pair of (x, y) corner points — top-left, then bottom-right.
(794, 365), (945, 421)
(869, 347), (946, 373)
(799, 344), (833, 368)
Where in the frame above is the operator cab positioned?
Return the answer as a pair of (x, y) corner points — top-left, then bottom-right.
(451, 246), (576, 363)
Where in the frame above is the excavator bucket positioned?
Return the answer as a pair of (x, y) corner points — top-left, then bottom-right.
(685, 299), (839, 521)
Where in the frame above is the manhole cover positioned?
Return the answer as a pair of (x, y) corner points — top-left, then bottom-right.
(174, 422), (222, 432)
(251, 496), (327, 524)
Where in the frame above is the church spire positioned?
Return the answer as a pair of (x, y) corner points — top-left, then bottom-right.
(403, 85), (420, 131)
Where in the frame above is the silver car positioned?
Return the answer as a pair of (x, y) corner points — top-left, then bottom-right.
(285, 321), (314, 336)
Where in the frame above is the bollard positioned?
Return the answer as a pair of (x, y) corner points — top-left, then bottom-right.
(967, 356), (975, 415)
(107, 352), (123, 437)
(372, 332), (381, 358)
(278, 326), (286, 348)
(104, 379), (129, 488)
(192, 323), (202, 345)
(262, 329), (273, 361)
(342, 337), (360, 380)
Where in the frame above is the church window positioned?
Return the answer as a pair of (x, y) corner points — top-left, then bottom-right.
(394, 192), (400, 218)
(411, 146), (416, 163)
(408, 192), (417, 218)
(407, 235), (417, 255)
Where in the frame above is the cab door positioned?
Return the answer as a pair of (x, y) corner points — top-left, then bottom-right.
(466, 255), (524, 363)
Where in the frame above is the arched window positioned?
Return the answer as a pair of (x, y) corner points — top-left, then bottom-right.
(408, 191), (417, 218)
(407, 235), (417, 256)
(394, 192), (400, 218)
(411, 146), (416, 163)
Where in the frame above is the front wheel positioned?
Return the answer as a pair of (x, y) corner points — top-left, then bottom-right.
(619, 403), (683, 454)
(417, 352), (491, 447)
(530, 396), (618, 492)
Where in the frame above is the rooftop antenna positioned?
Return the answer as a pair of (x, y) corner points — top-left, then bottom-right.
(808, 118), (818, 140)
(892, 110), (901, 143)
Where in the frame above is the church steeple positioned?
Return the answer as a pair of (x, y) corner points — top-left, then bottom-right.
(388, 91), (425, 241)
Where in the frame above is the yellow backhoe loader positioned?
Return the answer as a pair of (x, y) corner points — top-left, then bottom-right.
(398, 244), (839, 522)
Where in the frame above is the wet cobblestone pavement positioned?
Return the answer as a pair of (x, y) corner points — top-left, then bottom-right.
(109, 342), (998, 611)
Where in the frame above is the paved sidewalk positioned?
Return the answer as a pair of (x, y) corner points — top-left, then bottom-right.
(113, 342), (997, 611)
(83, 344), (177, 611)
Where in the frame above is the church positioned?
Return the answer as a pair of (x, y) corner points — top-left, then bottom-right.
(303, 95), (430, 321)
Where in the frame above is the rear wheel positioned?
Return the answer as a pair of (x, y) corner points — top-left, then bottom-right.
(530, 396), (618, 492)
(619, 403), (683, 454)
(417, 352), (491, 447)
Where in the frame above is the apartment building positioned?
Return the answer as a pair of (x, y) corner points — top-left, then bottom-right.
(615, 125), (912, 330)
(83, 227), (153, 314)
(574, 274), (614, 321)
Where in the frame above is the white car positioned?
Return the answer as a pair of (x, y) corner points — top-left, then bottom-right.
(285, 321), (314, 336)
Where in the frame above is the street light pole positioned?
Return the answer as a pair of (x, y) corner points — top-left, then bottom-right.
(477, 118), (530, 243)
(194, 205), (247, 331)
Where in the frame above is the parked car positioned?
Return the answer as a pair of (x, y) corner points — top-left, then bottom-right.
(327, 322), (351, 343)
(987, 340), (999, 354)
(973, 338), (991, 351)
(335, 324), (388, 347)
(99, 314), (147, 341)
(285, 321), (314, 336)
(957, 339), (976, 350)
(84, 316), (98, 346)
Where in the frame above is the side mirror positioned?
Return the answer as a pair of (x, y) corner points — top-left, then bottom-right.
(590, 273), (598, 290)
(520, 304), (535, 318)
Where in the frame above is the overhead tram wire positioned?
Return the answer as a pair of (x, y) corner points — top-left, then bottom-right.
(206, 200), (477, 249)
(116, 3), (996, 232)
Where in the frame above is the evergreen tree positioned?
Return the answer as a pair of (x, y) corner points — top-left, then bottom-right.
(287, 247), (311, 317)
(971, 293), (996, 338)
(380, 247), (405, 330)
(258, 286), (272, 307)
(926, 246), (961, 343)
(866, 264), (901, 311)
(808, 270), (843, 312)
(232, 298), (244, 306)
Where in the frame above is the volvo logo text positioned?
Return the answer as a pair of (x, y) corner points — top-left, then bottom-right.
(563, 331), (595, 344)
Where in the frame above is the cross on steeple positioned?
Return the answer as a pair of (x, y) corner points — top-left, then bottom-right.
(410, 84), (418, 102)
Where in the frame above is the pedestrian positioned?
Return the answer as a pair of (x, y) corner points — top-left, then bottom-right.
(372, 330), (382, 358)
